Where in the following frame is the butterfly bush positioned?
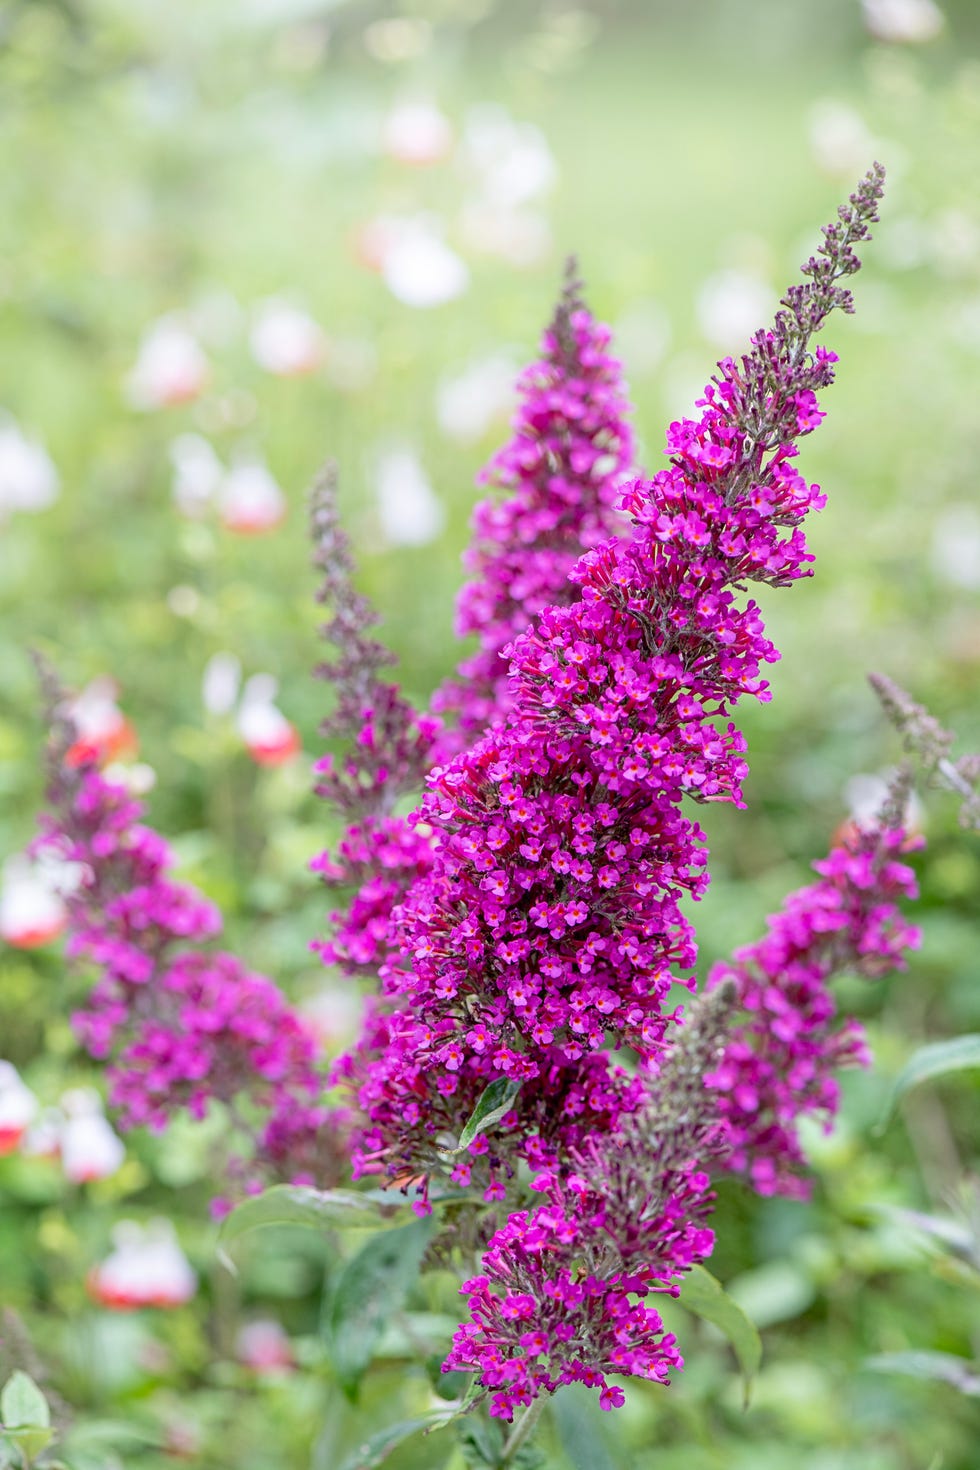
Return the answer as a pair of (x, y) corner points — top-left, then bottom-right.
(344, 167), (889, 1202)
(34, 672), (340, 1190)
(35, 164), (931, 1429)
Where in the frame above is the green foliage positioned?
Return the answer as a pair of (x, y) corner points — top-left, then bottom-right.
(878, 1035), (980, 1127)
(323, 1216), (438, 1399)
(447, 1079), (524, 1156)
(678, 1266), (763, 1404)
(0, 1373), (54, 1467)
(219, 1185), (405, 1256)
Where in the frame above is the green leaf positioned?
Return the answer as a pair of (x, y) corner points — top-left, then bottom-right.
(444, 1078), (523, 1156)
(324, 1214), (437, 1397)
(334, 1410), (456, 1470)
(679, 1265), (763, 1405)
(552, 1385), (620, 1470)
(1, 1374), (50, 1432)
(457, 1418), (504, 1469)
(873, 1203), (980, 1267)
(219, 1185), (402, 1258)
(5, 1427), (54, 1465)
(866, 1350), (980, 1396)
(877, 1034), (980, 1129)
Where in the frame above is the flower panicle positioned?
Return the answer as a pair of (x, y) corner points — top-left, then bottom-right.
(352, 170), (886, 1189)
(706, 801), (921, 1198)
(443, 986), (737, 1420)
(34, 661), (341, 1189)
(432, 267), (636, 751)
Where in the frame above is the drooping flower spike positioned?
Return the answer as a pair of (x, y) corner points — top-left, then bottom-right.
(707, 780), (922, 1198)
(33, 656), (341, 1191)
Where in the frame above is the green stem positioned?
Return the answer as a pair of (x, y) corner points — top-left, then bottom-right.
(500, 1394), (546, 1466)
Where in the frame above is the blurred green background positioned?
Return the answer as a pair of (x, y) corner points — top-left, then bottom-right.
(1, 0), (979, 1466)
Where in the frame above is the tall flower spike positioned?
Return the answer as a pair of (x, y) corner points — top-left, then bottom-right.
(309, 464), (441, 977)
(33, 657), (340, 1190)
(347, 166), (886, 1187)
(706, 782), (922, 1198)
(433, 259), (636, 752)
(444, 984), (735, 1419)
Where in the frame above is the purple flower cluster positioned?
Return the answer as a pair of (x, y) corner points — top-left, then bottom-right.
(349, 168), (887, 1198)
(36, 167), (923, 1429)
(36, 713), (339, 1188)
(434, 265), (635, 750)
(707, 812), (922, 1198)
(445, 983), (732, 1419)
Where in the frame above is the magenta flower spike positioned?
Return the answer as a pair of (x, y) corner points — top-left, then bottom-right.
(35, 664), (340, 1189)
(707, 802), (922, 1198)
(434, 260), (636, 751)
(346, 166), (887, 1193)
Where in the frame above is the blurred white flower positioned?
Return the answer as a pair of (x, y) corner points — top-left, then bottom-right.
(375, 446), (445, 546)
(844, 771), (924, 833)
(382, 99), (452, 166)
(60, 1089), (125, 1184)
(202, 652), (243, 717)
(170, 433), (223, 518)
(809, 100), (877, 177)
(0, 419), (59, 517)
(237, 674), (301, 766)
(460, 105), (556, 209)
(300, 984), (364, 1052)
(0, 855), (68, 950)
(249, 299), (325, 376)
(862, 0), (945, 43)
(102, 761), (157, 797)
(436, 355), (516, 443)
(66, 677), (137, 766)
(0, 1062), (38, 1154)
(696, 269), (774, 350)
(236, 1319), (294, 1374)
(932, 504), (980, 590)
(89, 1219), (197, 1310)
(127, 317), (209, 410)
(218, 461), (286, 534)
(457, 203), (551, 268)
(382, 225), (469, 309)
(20, 1107), (63, 1161)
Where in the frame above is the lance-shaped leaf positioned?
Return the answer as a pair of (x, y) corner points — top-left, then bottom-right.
(877, 1034), (980, 1130)
(678, 1265), (763, 1405)
(218, 1184), (406, 1261)
(334, 1409), (459, 1470)
(866, 1350), (980, 1396)
(441, 1078), (523, 1157)
(324, 1214), (438, 1398)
